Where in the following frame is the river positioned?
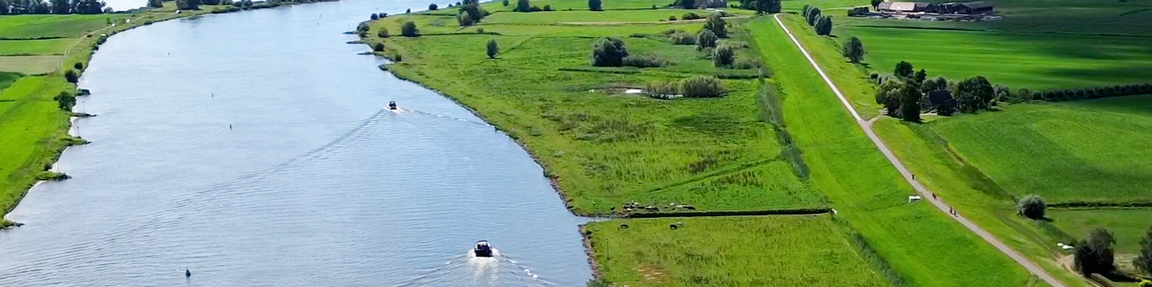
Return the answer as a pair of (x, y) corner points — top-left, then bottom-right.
(0, 1), (592, 286)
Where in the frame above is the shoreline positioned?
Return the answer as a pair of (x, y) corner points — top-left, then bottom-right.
(0, 0), (338, 230)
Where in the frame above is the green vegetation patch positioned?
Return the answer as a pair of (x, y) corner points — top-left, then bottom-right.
(749, 16), (1033, 286)
(585, 215), (892, 286)
(930, 100), (1152, 205)
(0, 55), (64, 74)
(0, 76), (72, 216)
(0, 39), (74, 55)
(0, 72), (22, 90)
(484, 9), (720, 24)
(0, 14), (126, 39)
(1048, 209), (1152, 254)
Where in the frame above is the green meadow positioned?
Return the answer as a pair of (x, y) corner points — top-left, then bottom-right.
(585, 215), (891, 286)
(1047, 209), (1152, 254)
(0, 14), (129, 39)
(749, 15), (1035, 286)
(366, 9), (826, 215)
(0, 39), (73, 55)
(832, 0), (1152, 90)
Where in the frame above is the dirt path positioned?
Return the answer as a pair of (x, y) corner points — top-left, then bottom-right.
(771, 14), (1068, 287)
(58, 21), (121, 73)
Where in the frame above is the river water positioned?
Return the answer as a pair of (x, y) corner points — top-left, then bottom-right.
(0, 1), (592, 286)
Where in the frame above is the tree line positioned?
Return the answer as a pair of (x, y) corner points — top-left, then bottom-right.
(0, 0), (108, 15)
(801, 5), (832, 36)
(1016, 195), (1152, 283)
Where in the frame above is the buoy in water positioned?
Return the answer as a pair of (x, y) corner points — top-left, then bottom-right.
(185, 269), (191, 277)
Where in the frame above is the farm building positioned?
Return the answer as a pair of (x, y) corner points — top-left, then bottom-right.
(927, 90), (957, 114)
(939, 1), (994, 14)
(877, 1), (992, 14)
(878, 1), (939, 13)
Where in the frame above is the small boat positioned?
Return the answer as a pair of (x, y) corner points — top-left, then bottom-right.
(388, 101), (397, 110)
(474, 240), (493, 257)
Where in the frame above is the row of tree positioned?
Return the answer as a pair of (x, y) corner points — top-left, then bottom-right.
(1022, 83), (1152, 103)
(801, 5), (832, 35)
(0, 0), (107, 15)
(735, 0), (780, 14)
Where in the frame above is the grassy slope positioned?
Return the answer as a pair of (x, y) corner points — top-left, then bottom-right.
(367, 10), (827, 215)
(930, 101), (1152, 205)
(833, 0), (1152, 90)
(750, 15), (1035, 286)
(1047, 209), (1152, 254)
(0, 38), (74, 55)
(585, 215), (891, 286)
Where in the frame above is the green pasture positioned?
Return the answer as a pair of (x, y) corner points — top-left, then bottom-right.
(483, 9), (722, 23)
(0, 55), (65, 74)
(749, 15), (1036, 286)
(0, 39), (74, 55)
(487, 0), (674, 11)
(0, 14), (126, 39)
(0, 72), (21, 89)
(367, 13), (822, 214)
(1047, 209), (1152, 254)
(930, 99), (1152, 205)
(586, 215), (892, 286)
(0, 76), (72, 218)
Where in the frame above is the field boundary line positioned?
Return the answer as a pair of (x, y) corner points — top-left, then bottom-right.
(771, 14), (1068, 287)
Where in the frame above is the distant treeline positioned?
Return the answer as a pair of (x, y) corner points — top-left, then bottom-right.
(1023, 82), (1152, 102)
(0, 0), (109, 15)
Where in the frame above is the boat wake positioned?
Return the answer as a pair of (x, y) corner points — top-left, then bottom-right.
(395, 248), (552, 287)
(388, 107), (492, 128)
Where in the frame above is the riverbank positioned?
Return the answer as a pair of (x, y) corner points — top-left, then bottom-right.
(0, 0), (336, 229)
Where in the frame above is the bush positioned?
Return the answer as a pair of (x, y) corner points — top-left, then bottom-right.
(588, 0), (601, 10)
(712, 43), (734, 67)
(667, 30), (695, 45)
(429, 3), (438, 10)
(646, 80), (679, 97)
(679, 75), (725, 97)
(486, 39), (499, 59)
(377, 28), (389, 38)
(704, 14), (727, 38)
(515, 0), (530, 12)
(503, 0), (509, 6)
(373, 43), (384, 51)
(370, 13), (378, 20)
(682, 12), (701, 20)
(1075, 228), (1117, 275)
(477, 27), (485, 33)
(73, 62), (83, 70)
(543, 4), (552, 10)
(401, 21), (419, 37)
(733, 58), (762, 69)
(815, 15), (832, 35)
(1016, 195), (1045, 219)
(622, 54), (668, 68)
(407, 8), (411, 13)
(530, 5), (542, 11)
(590, 37), (628, 67)
(64, 70), (79, 83)
(669, 15), (677, 20)
(696, 29), (718, 50)
(53, 92), (75, 111)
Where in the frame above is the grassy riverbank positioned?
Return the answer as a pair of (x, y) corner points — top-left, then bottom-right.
(0, 1), (330, 228)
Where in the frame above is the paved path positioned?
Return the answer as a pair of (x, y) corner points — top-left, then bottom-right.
(771, 14), (1067, 287)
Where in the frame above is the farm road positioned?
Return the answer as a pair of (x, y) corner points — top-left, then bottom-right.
(771, 14), (1068, 287)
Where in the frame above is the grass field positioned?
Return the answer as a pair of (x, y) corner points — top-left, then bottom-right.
(366, 9), (826, 215)
(1047, 209), (1152, 254)
(483, 9), (724, 24)
(930, 99), (1152, 205)
(0, 39), (73, 55)
(0, 76), (73, 220)
(585, 215), (892, 286)
(831, 0), (1152, 90)
(0, 55), (65, 74)
(0, 14), (127, 39)
(749, 15), (1036, 286)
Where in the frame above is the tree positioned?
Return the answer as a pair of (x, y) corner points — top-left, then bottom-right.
(73, 0), (104, 13)
(377, 28), (389, 37)
(64, 70), (78, 83)
(406, 8), (411, 13)
(696, 29), (717, 50)
(372, 43), (384, 52)
(815, 15), (832, 35)
(1075, 228), (1116, 276)
(894, 61), (914, 78)
(899, 79), (921, 122)
(921, 76), (947, 93)
(502, 0), (508, 6)
(954, 76), (995, 113)
(515, 0), (530, 12)
(590, 37), (628, 67)
(703, 13), (727, 38)
(914, 69), (927, 85)
(147, 0), (162, 8)
(875, 78), (903, 116)
(1016, 195), (1046, 219)
(457, 2), (484, 26)
(801, 4), (810, 16)
(843, 36), (864, 63)
(176, 0), (198, 10)
(400, 21), (419, 37)
(677, 0), (695, 9)
(486, 39), (499, 59)
(870, 0), (882, 9)
(428, 3), (437, 10)
(758, 0), (781, 13)
(1137, 227), (1152, 276)
(712, 43), (734, 67)
(50, 0), (68, 13)
(370, 13), (378, 20)
(588, 0), (601, 11)
(805, 6), (821, 26)
(53, 92), (75, 111)
(0, 0), (10, 14)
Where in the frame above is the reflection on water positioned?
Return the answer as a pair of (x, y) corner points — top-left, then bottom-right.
(0, 1), (591, 286)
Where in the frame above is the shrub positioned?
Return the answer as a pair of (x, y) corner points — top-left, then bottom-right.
(429, 3), (438, 10)
(704, 14), (727, 38)
(73, 62), (83, 70)
(401, 21), (419, 37)
(515, 0), (530, 12)
(377, 28), (389, 38)
(669, 15), (677, 20)
(543, 4), (552, 10)
(503, 0), (509, 6)
(370, 13), (378, 20)
(373, 43), (384, 51)
(590, 37), (628, 67)
(712, 43), (734, 67)
(588, 0), (601, 10)
(407, 8), (411, 13)
(682, 12), (701, 20)
(53, 92), (75, 111)
(622, 54), (668, 68)
(1075, 228), (1116, 275)
(1016, 195), (1045, 219)
(477, 27), (485, 33)
(679, 75), (725, 97)
(667, 30), (695, 45)
(646, 80), (679, 97)
(733, 58), (762, 69)
(530, 5), (541, 11)
(696, 29), (718, 50)
(64, 70), (79, 83)
(486, 39), (499, 59)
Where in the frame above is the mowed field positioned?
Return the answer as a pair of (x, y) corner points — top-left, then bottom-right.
(585, 215), (891, 286)
(833, 0), (1152, 90)
(0, 14), (125, 39)
(1047, 209), (1152, 254)
(930, 96), (1152, 205)
(366, 8), (825, 215)
(748, 15), (1034, 286)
